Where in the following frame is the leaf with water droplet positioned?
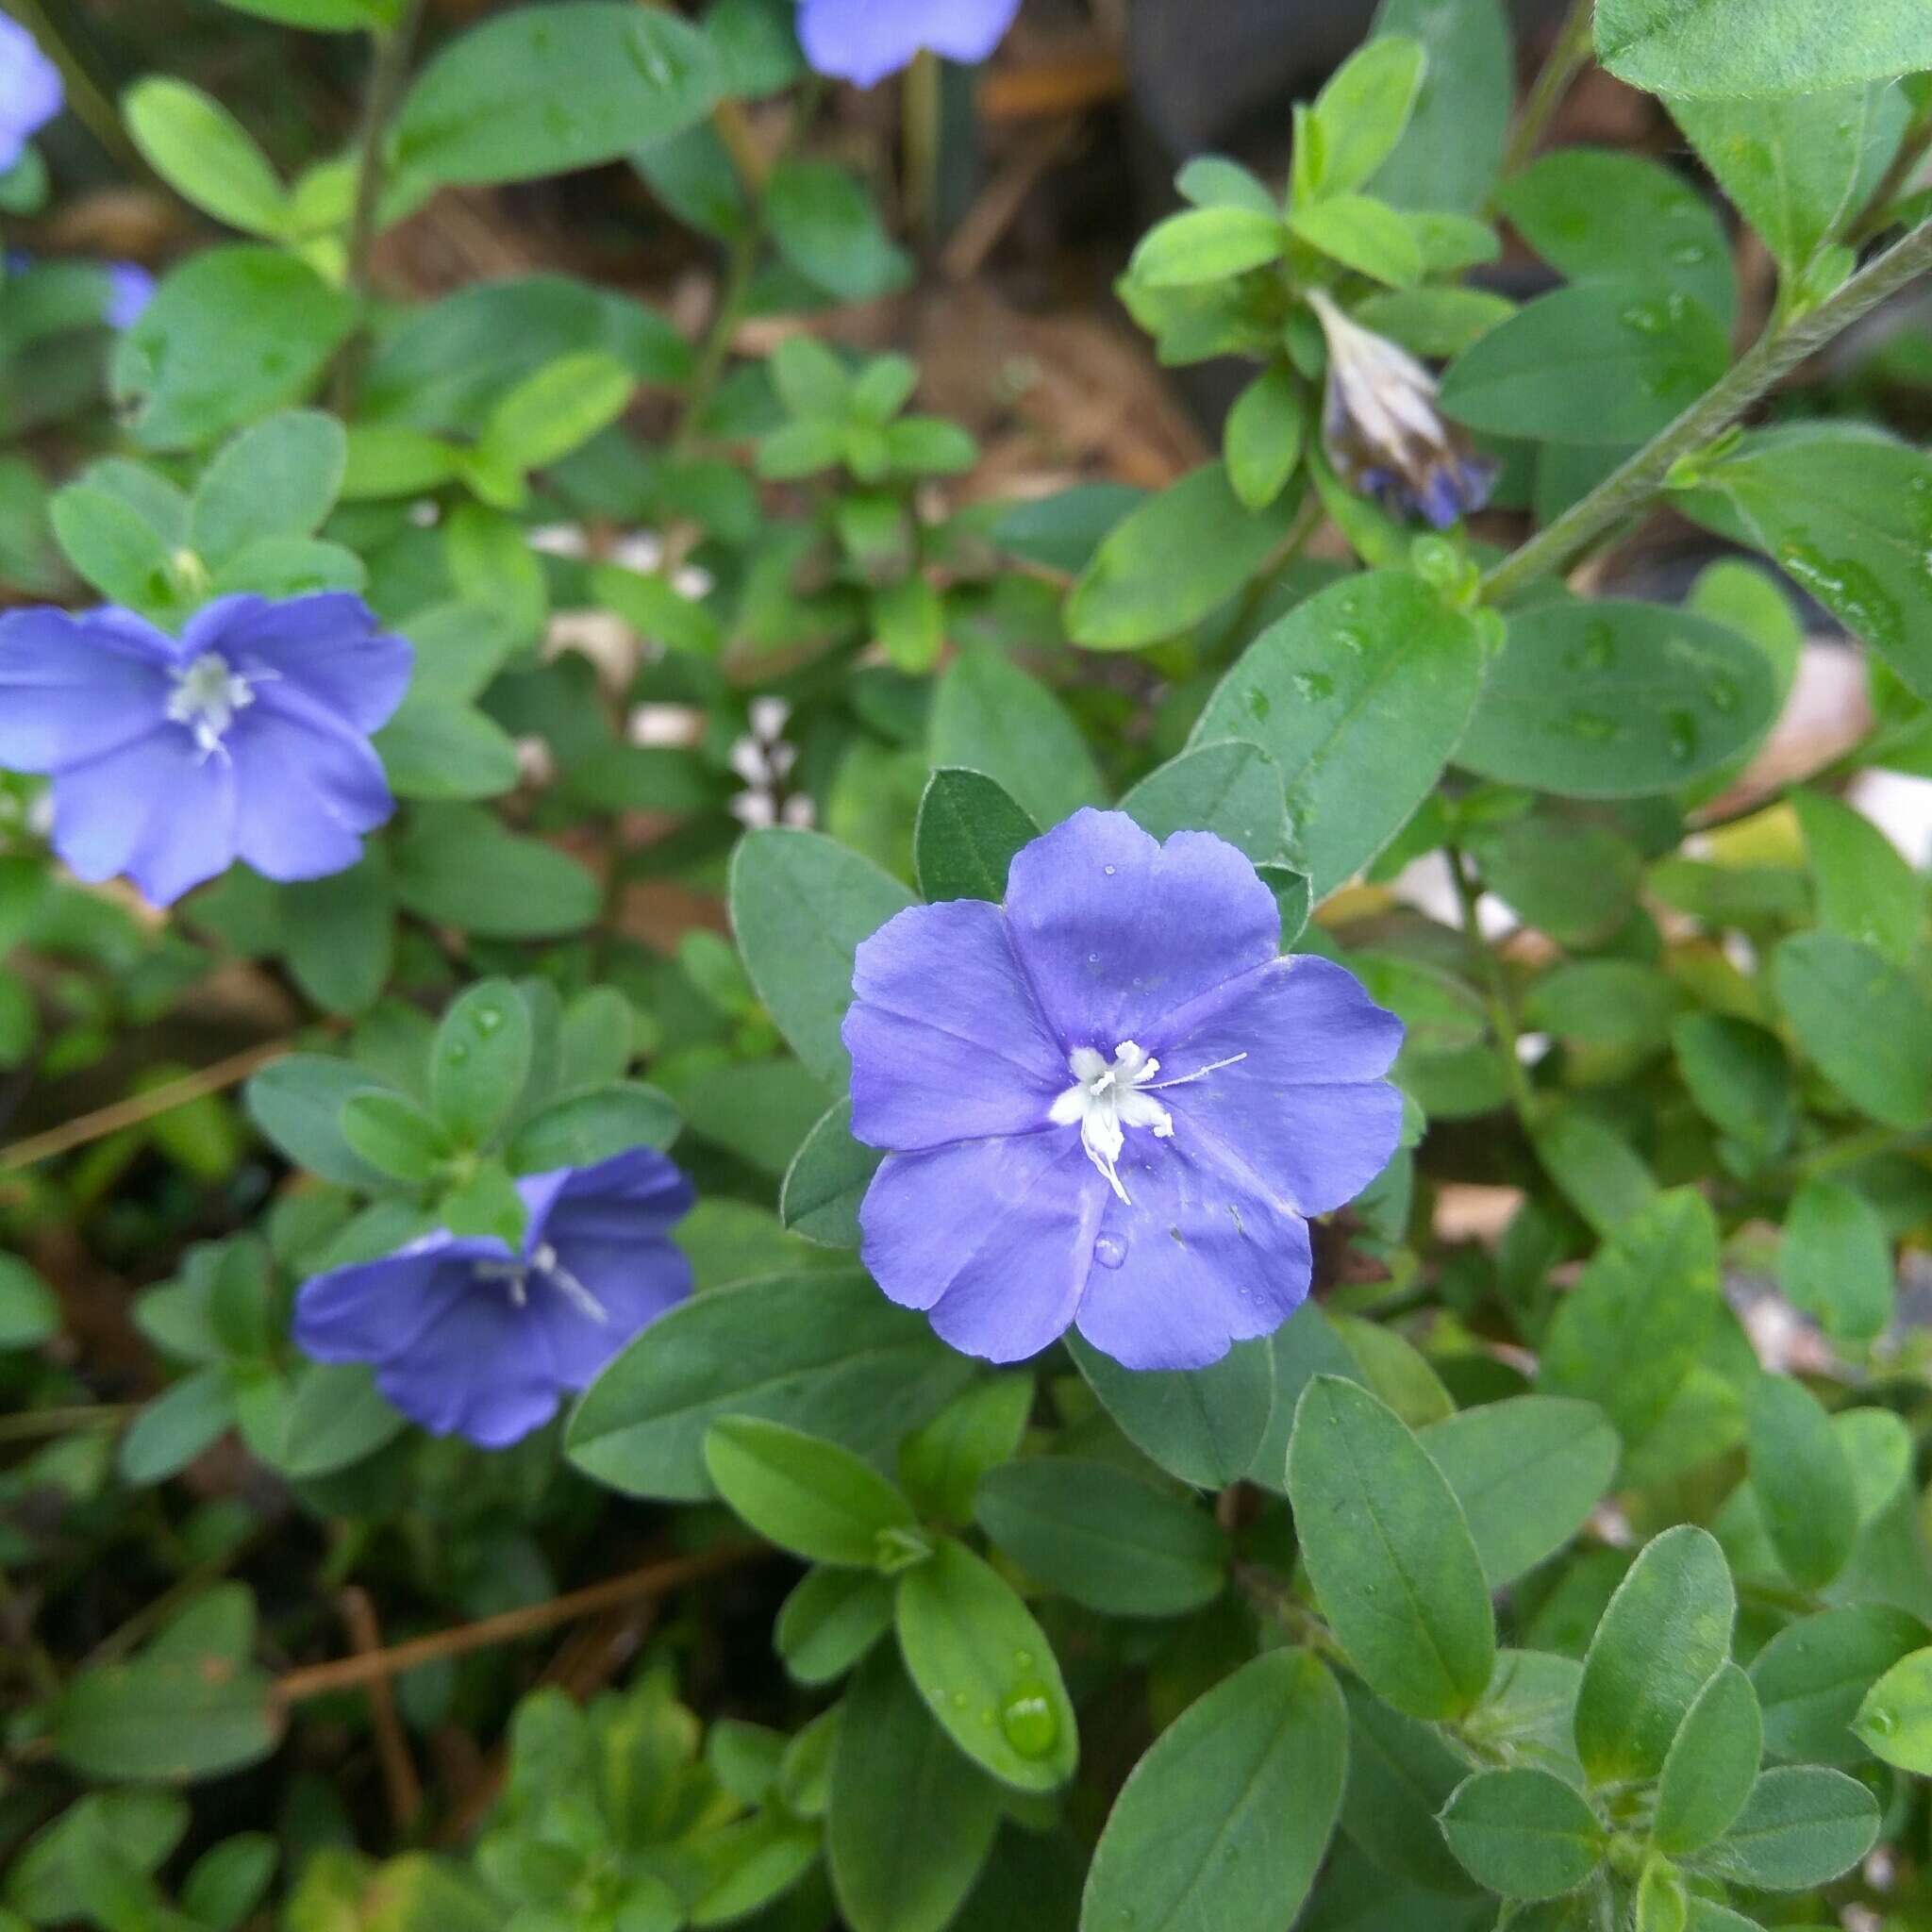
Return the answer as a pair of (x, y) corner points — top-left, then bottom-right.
(429, 978), (535, 1147)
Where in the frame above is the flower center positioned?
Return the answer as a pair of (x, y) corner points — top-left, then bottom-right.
(165, 652), (256, 761)
(1049, 1041), (1246, 1206)
(474, 1241), (608, 1323)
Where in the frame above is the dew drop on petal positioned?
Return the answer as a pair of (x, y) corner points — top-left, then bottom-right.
(1094, 1234), (1127, 1270)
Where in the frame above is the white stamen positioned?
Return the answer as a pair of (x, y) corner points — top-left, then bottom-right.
(165, 652), (256, 762)
(1051, 1040), (1239, 1206)
(475, 1241), (609, 1323)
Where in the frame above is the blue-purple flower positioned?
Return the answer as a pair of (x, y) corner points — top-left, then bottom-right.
(797, 0), (1021, 87)
(0, 592), (411, 907)
(0, 17), (61, 175)
(842, 809), (1404, 1371)
(294, 1149), (696, 1448)
(104, 261), (155, 330)
(1309, 291), (1497, 530)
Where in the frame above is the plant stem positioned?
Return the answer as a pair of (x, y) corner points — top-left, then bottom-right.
(1849, 104), (1932, 245)
(334, 0), (426, 409)
(0, 1403), (132, 1443)
(672, 225), (760, 456)
(1495, 0), (1595, 182)
(4, 0), (148, 179)
(1447, 844), (1538, 1126)
(1480, 215), (1932, 607)
(904, 48), (943, 244)
(275, 1542), (758, 1703)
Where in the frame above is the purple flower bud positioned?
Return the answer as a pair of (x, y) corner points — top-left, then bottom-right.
(0, 592), (412, 907)
(842, 809), (1404, 1371)
(295, 1150), (696, 1448)
(1309, 290), (1497, 529)
(103, 261), (155, 330)
(797, 0), (1021, 87)
(0, 17), (62, 175)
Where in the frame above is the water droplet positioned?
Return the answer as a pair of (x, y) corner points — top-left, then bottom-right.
(1338, 595), (1361, 618)
(1103, 864), (1116, 876)
(1291, 671), (1334, 702)
(1621, 303), (1664, 334)
(1667, 710), (1699, 763)
(1014, 1650), (1034, 1669)
(444, 1041), (469, 1064)
(1705, 673), (1740, 713)
(952, 1690), (970, 1711)
(1245, 688), (1272, 723)
(1569, 620), (1615, 674)
(1865, 1707), (1897, 1737)
(1778, 543), (1904, 648)
(1087, 951), (1101, 966)
(475, 1007), (504, 1035)
(1666, 241), (1707, 265)
(1094, 1234), (1127, 1270)
(1334, 627), (1367, 654)
(1000, 1684), (1059, 1759)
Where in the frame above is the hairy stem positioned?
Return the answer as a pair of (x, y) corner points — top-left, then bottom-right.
(1480, 215), (1932, 607)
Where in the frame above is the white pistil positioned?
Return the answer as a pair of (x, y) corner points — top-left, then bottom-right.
(165, 652), (257, 762)
(1050, 1041), (1246, 1206)
(475, 1241), (609, 1323)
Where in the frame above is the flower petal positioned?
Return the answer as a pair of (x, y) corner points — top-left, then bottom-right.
(375, 1289), (566, 1447)
(49, 726), (240, 906)
(1005, 809), (1280, 1054)
(292, 1237), (504, 1362)
(190, 592), (413, 737)
(1074, 1141), (1313, 1371)
(229, 683), (394, 882)
(796, 0), (1018, 85)
(0, 608), (175, 771)
(859, 1130), (1104, 1362)
(845, 898), (1068, 1151)
(1160, 955), (1405, 1214)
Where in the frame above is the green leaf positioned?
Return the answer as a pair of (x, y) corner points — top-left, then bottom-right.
(1438, 1769), (1605, 1899)
(1121, 740), (1292, 865)
(1791, 787), (1921, 965)
(212, 0), (396, 25)
(1748, 1374), (1859, 1590)
(1655, 1663), (1762, 1855)
(1068, 1330), (1275, 1489)
(181, 1835), (277, 1931)
(478, 351), (634, 474)
(1852, 1644), (1932, 1771)
(705, 1416), (917, 1567)
(245, 1053), (391, 1188)
(340, 1091), (450, 1183)
(392, 805), (601, 939)
(4, 1790), (188, 1926)
(776, 1565), (896, 1686)
(1695, 1766), (1880, 1890)
(395, 3), (719, 187)
(1594, 0), (1932, 97)
(898, 1375), (1034, 1524)
(112, 246), (356, 451)
(1289, 192), (1424, 286)
(236, 1361), (404, 1478)
(1673, 1014), (1796, 1161)
(1524, 959), (1682, 1051)
(1369, 0), (1510, 213)
(1420, 1396), (1619, 1589)
(1067, 462), (1303, 650)
(1676, 426), (1932, 700)
(1176, 154), (1277, 213)
(1079, 1650), (1345, 1932)
(1754, 1605), (1929, 1764)
(1192, 571), (1485, 895)
(1128, 206), (1286, 287)
(428, 980), (533, 1146)
(913, 767), (1039, 903)
(123, 77), (289, 236)
(283, 858), (393, 1017)
(929, 653), (1108, 828)
(778, 1099), (879, 1250)
(507, 1082), (679, 1173)
(1224, 365), (1307, 511)
(1288, 1375), (1495, 1720)
(1538, 1191), (1721, 1474)
(829, 1648), (1002, 1932)
(0, 1255), (58, 1351)
(377, 694), (521, 802)
(1574, 1524), (1736, 1787)
(729, 827), (917, 1087)
(119, 1368), (236, 1485)
(1307, 35), (1427, 197)
(190, 408), (346, 566)
(49, 484), (187, 620)
(1673, 83), (1908, 275)
(1336, 1675), (1477, 1893)
(1495, 149), (1735, 329)
(54, 1653), (280, 1783)
(894, 1538), (1077, 1792)
(974, 1458), (1227, 1618)
(566, 1269), (973, 1500)
(1773, 932), (1932, 1126)
(766, 158), (913, 302)
(1440, 282), (1727, 443)
(1459, 597), (1775, 797)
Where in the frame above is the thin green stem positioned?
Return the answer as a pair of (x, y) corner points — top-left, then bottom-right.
(333, 0), (427, 410)
(1787, 1122), (1931, 1182)
(904, 48), (942, 244)
(1849, 105), (1932, 245)
(1447, 844), (1538, 1126)
(1480, 215), (1932, 607)
(673, 225), (760, 456)
(1495, 0), (1594, 183)
(0, 1403), (132, 1444)
(4, 0), (148, 178)
(1221, 487), (1324, 652)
